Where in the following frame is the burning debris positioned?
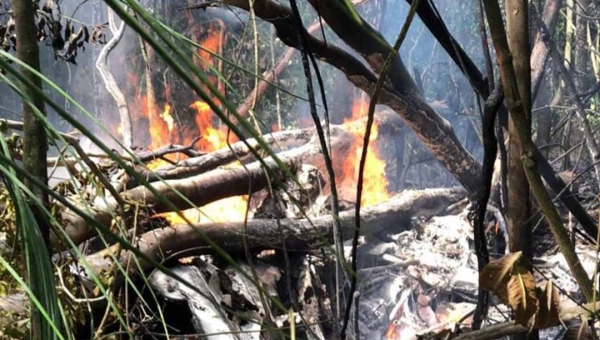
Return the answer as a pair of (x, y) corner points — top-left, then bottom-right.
(1, 0), (599, 339)
(103, 19), (396, 227)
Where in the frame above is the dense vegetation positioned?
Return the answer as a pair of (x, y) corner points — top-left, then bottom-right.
(0, 0), (599, 339)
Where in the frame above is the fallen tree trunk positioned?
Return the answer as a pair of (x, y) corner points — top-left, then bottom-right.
(54, 120), (356, 248)
(54, 111), (404, 249)
(130, 127), (314, 188)
(82, 187), (466, 277)
(54, 157), (296, 249)
(128, 110), (404, 188)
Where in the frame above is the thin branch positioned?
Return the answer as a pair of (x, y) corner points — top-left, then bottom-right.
(135, 138), (205, 163)
(236, 45), (296, 118)
(343, 1), (421, 338)
(95, 9), (133, 149)
(471, 83), (504, 329)
(287, 0), (345, 329)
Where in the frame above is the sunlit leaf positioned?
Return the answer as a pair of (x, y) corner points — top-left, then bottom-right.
(480, 251), (522, 295)
(480, 251), (538, 326)
(507, 265), (538, 326)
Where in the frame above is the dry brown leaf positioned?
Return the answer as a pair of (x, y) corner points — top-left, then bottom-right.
(507, 265), (538, 326)
(480, 252), (522, 302)
(480, 251), (539, 326)
(534, 280), (561, 329)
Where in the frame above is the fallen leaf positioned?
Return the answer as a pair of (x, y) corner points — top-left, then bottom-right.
(480, 252), (538, 327)
(534, 280), (561, 329)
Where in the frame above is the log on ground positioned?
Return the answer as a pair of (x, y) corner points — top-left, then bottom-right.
(83, 187), (467, 276)
(128, 110), (405, 188)
(55, 158), (297, 249)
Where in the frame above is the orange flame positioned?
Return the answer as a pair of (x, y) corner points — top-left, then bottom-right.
(160, 103), (175, 133)
(144, 104), (174, 171)
(135, 94), (172, 150)
(121, 23), (390, 226)
(197, 25), (221, 68)
(124, 24), (247, 224)
(339, 95), (390, 207)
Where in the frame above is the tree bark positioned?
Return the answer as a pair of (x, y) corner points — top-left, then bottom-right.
(505, 0), (533, 266)
(82, 188), (466, 277)
(14, 0), (49, 243)
(214, 0), (482, 194)
(501, 3), (537, 331)
(13, 0), (50, 337)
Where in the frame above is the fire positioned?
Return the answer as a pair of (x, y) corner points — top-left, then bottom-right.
(339, 95), (390, 207)
(124, 23), (247, 224)
(189, 101), (236, 150)
(161, 195), (249, 225)
(144, 103), (176, 171)
(135, 94), (172, 151)
(196, 24), (222, 68)
(120, 18), (389, 225)
(160, 103), (175, 134)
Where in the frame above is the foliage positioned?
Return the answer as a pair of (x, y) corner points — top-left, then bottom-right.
(0, 0), (106, 64)
(0, 0), (305, 337)
(480, 252), (561, 328)
(0, 0), (597, 338)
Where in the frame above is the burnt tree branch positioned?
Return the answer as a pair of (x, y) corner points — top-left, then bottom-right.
(130, 111), (404, 188)
(82, 188), (467, 277)
(471, 83), (504, 329)
(53, 157), (296, 249)
(207, 0), (482, 194)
